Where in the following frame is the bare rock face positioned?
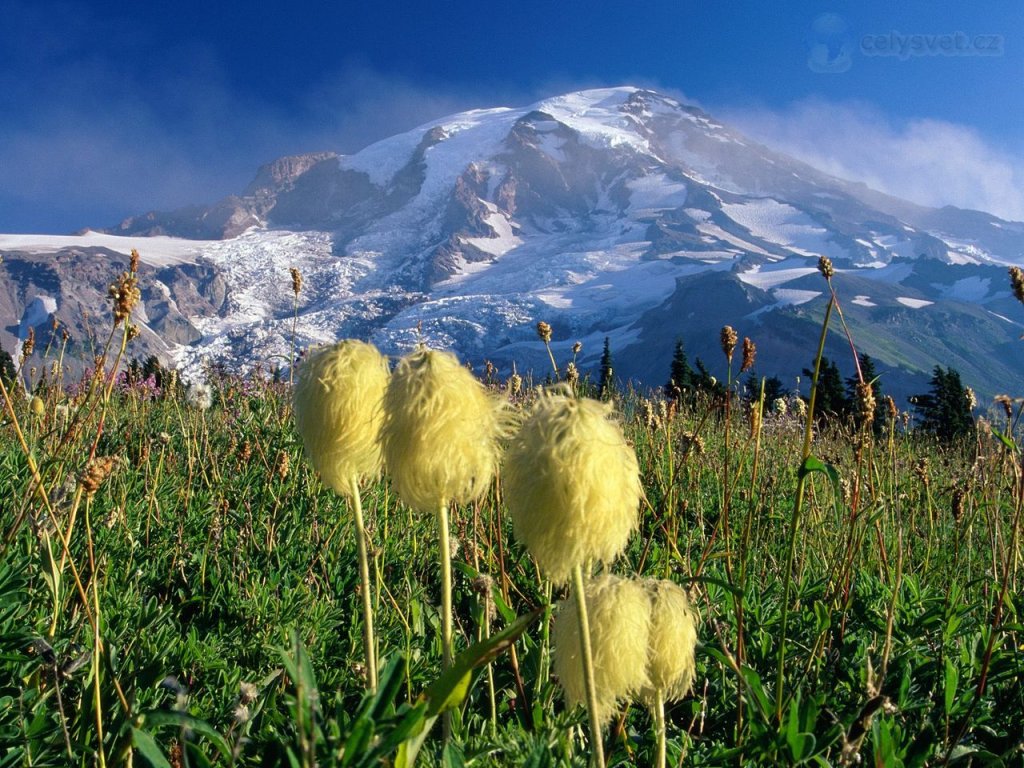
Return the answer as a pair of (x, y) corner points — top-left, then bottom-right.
(108, 152), (344, 239)
(0, 247), (228, 378)
(244, 152), (339, 197)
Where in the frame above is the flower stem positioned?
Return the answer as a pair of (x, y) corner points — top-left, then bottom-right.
(351, 481), (377, 692)
(654, 690), (667, 768)
(438, 500), (454, 741)
(572, 563), (606, 768)
(775, 295), (833, 723)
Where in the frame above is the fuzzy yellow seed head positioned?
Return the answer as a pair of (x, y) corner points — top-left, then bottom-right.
(504, 392), (641, 585)
(381, 348), (504, 512)
(552, 575), (651, 723)
(639, 579), (699, 706)
(293, 340), (389, 499)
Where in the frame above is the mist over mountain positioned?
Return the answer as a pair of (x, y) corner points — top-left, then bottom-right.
(3, 86), (1023, 403)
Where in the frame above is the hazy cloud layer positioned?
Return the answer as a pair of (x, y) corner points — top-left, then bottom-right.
(723, 99), (1024, 222)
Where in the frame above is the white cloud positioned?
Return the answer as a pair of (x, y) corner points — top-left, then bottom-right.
(722, 98), (1024, 222)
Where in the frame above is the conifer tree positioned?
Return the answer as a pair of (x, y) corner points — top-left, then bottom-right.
(803, 356), (849, 421)
(911, 366), (974, 441)
(598, 337), (615, 399)
(0, 348), (15, 391)
(664, 339), (694, 402)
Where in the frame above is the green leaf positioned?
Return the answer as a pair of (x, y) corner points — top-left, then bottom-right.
(132, 727), (172, 768)
(943, 657), (958, 716)
(422, 607), (543, 719)
(140, 711), (232, 759)
(990, 427), (1019, 452)
(681, 574), (744, 599)
(369, 654), (407, 722)
(797, 455), (841, 501)
(395, 715), (436, 768)
(397, 608), (543, 767)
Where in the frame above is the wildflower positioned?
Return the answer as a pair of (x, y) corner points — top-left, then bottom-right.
(381, 347), (504, 512)
(536, 321), (553, 343)
(504, 391), (641, 585)
(107, 271), (140, 326)
(720, 326), (738, 363)
(679, 430), (705, 455)
(274, 450), (290, 481)
(289, 267), (303, 296)
(913, 458), (930, 488)
(995, 394), (1013, 422)
(293, 340), (389, 498)
(239, 681), (258, 705)
(21, 328), (35, 360)
(565, 361), (579, 388)
(639, 579), (699, 707)
(30, 395), (45, 418)
(817, 256), (835, 280)
(233, 703), (251, 725)
(772, 397), (788, 416)
(740, 337), (756, 373)
(964, 387), (977, 411)
(187, 382), (213, 411)
(552, 575), (651, 723)
(1010, 266), (1024, 305)
(572, 340), (583, 356)
(856, 381), (876, 427)
(886, 395), (898, 421)
(791, 396), (807, 418)
(80, 456), (118, 497)
(472, 574), (496, 627)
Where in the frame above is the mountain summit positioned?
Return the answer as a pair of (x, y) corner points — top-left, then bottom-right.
(3, 87), (1023, 400)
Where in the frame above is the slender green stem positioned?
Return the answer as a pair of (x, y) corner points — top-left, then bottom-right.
(572, 563), (606, 768)
(654, 691), (667, 768)
(351, 481), (377, 692)
(775, 296), (834, 723)
(438, 500), (454, 741)
(535, 580), (553, 700)
(85, 497), (107, 768)
(437, 500), (454, 671)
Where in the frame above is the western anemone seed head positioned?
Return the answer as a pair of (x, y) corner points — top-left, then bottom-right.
(639, 579), (699, 707)
(503, 391), (642, 585)
(293, 340), (389, 499)
(381, 348), (504, 512)
(552, 575), (651, 723)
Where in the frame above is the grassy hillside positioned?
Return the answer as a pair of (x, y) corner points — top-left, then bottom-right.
(1, 267), (1023, 767)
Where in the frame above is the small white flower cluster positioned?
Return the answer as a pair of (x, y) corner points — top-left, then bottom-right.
(187, 381), (213, 411)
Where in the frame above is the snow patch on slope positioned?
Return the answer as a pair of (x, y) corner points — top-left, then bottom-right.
(721, 199), (845, 259)
(897, 297), (933, 309)
(0, 231), (210, 265)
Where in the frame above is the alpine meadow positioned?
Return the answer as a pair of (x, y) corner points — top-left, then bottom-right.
(1, 247), (1023, 766)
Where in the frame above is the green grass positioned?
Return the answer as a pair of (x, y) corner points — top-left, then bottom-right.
(1, 340), (1023, 767)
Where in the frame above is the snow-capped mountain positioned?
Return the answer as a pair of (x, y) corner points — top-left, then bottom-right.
(2, 86), (1023, 402)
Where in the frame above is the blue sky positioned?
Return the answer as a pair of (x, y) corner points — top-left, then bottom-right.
(1, 0), (1021, 233)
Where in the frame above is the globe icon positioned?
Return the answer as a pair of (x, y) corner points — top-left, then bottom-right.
(807, 13), (853, 73)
